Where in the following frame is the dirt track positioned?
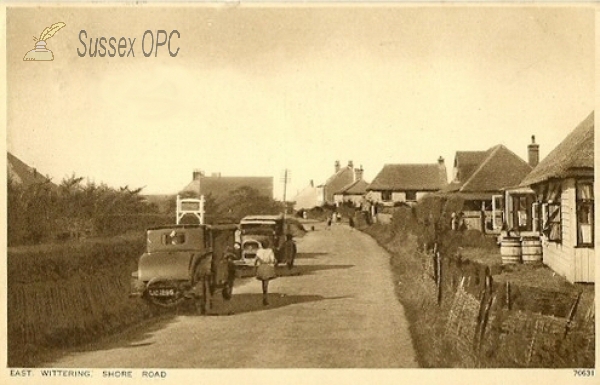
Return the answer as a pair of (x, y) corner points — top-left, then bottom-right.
(49, 223), (417, 368)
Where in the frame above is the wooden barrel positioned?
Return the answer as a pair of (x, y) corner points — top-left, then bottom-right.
(500, 237), (521, 265)
(521, 237), (542, 264)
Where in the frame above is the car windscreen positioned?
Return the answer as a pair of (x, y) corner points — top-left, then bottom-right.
(240, 223), (276, 235)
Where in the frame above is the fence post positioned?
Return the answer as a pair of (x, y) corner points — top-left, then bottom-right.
(436, 251), (443, 306)
(505, 281), (511, 311)
(476, 268), (494, 356)
(564, 291), (582, 338)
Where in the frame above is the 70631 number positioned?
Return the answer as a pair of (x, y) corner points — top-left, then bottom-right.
(574, 369), (595, 377)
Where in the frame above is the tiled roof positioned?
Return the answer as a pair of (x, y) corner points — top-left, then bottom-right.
(367, 163), (447, 191)
(7, 152), (55, 188)
(335, 179), (369, 195)
(324, 166), (354, 186)
(443, 145), (532, 193)
(521, 111), (594, 186)
(182, 175), (273, 201)
(455, 151), (489, 182)
(460, 145), (533, 192)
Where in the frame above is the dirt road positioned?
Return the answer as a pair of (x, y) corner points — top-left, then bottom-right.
(49, 223), (417, 368)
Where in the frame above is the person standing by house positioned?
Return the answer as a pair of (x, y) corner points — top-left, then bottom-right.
(349, 216), (355, 231)
(255, 239), (277, 306)
(451, 212), (458, 231)
(281, 233), (297, 270)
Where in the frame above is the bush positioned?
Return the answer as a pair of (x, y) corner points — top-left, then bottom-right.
(93, 214), (173, 236)
(8, 235), (145, 284)
(8, 175), (160, 246)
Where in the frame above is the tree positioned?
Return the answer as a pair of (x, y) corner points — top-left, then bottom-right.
(217, 186), (282, 222)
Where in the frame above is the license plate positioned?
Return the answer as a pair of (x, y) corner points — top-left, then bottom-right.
(148, 288), (175, 297)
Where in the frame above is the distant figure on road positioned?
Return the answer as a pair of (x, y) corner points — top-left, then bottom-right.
(349, 216), (355, 231)
(255, 239), (277, 306)
(331, 212), (337, 225)
(281, 233), (297, 270)
(327, 217), (332, 229)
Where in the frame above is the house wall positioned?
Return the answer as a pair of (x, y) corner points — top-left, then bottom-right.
(367, 191), (382, 202)
(542, 178), (594, 283)
(391, 192), (406, 202)
(368, 190), (432, 204)
(316, 186), (325, 206)
(293, 185), (319, 211)
(334, 194), (364, 207)
(415, 192), (431, 201)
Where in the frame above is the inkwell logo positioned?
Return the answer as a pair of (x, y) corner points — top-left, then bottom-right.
(23, 22), (66, 61)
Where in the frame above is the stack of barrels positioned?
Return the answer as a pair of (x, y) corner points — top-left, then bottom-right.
(500, 236), (542, 265)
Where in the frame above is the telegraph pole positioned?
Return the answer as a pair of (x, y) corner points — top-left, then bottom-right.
(280, 169), (291, 219)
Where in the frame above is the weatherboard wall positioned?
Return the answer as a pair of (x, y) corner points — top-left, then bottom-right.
(542, 178), (595, 283)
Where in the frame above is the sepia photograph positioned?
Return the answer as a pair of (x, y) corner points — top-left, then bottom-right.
(2, 1), (597, 383)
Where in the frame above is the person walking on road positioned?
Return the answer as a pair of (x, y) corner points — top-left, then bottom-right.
(255, 239), (277, 306)
(282, 233), (297, 270)
(349, 216), (355, 231)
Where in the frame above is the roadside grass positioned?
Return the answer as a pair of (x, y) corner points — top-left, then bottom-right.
(362, 221), (595, 368)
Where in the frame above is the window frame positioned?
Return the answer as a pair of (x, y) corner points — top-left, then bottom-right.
(381, 190), (392, 202)
(405, 190), (417, 202)
(576, 180), (594, 247)
(544, 202), (562, 243)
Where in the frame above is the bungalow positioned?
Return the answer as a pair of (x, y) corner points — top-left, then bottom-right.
(181, 170), (273, 203)
(443, 144), (533, 233)
(367, 157), (447, 205)
(333, 166), (368, 207)
(520, 111), (594, 283)
(316, 160), (361, 206)
(292, 160), (364, 209)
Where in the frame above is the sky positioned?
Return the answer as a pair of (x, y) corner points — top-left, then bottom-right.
(5, 5), (596, 199)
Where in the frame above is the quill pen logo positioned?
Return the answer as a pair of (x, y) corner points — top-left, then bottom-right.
(23, 22), (66, 61)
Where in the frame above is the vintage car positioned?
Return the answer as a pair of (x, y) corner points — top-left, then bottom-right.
(232, 214), (286, 268)
(130, 224), (238, 314)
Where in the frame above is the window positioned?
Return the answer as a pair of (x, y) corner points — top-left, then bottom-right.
(381, 190), (392, 202)
(511, 195), (533, 231)
(405, 191), (417, 201)
(163, 231), (186, 245)
(576, 181), (594, 247)
(543, 202), (562, 242)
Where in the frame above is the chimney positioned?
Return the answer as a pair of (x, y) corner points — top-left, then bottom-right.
(348, 160), (354, 169)
(211, 172), (222, 178)
(310, 179), (314, 187)
(528, 135), (539, 168)
(354, 165), (364, 182)
(334, 160), (340, 173)
(438, 156), (447, 185)
(193, 169), (204, 180)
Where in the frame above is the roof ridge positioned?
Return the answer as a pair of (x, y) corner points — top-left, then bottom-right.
(460, 144), (531, 192)
(336, 178), (368, 194)
(384, 162), (441, 167)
